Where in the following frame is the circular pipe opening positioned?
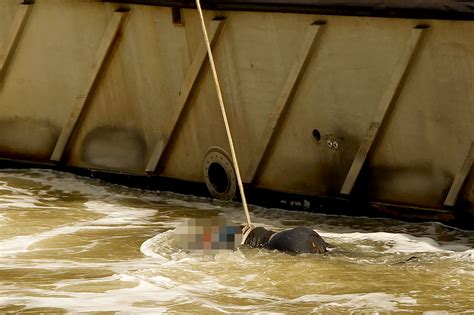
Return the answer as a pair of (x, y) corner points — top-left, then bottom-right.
(208, 162), (230, 194)
(312, 129), (321, 142)
(203, 147), (237, 200)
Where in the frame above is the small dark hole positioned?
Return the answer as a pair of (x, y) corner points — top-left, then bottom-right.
(172, 7), (183, 25)
(312, 20), (327, 26)
(208, 162), (229, 194)
(415, 24), (430, 29)
(312, 129), (321, 142)
(116, 7), (130, 13)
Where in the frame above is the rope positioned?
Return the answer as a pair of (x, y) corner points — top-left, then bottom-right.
(195, 0), (253, 230)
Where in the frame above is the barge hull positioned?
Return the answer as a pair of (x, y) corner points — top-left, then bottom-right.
(0, 0), (472, 227)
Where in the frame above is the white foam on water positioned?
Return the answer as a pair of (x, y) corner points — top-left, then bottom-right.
(10, 169), (112, 197)
(0, 182), (43, 209)
(456, 249), (474, 262)
(321, 231), (472, 254)
(140, 230), (175, 261)
(84, 200), (157, 226)
(134, 231), (293, 311)
(0, 212), (9, 224)
(112, 268), (284, 313)
(0, 182), (34, 195)
(0, 200), (161, 258)
(0, 285), (168, 314)
(106, 254), (419, 313)
(0, 220), (106, 258)
(0, 169), (473, 313)
(294, 292), (417, 312)
(161, 198), (220, 211)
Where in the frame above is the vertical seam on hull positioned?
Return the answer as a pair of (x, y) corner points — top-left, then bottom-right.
(145, 19), (225, 173)
(340, 25), (429, 196)
(0, 3), (33, 88)
(249, 21), (327, 185)
(50, 10), (130, 163)
(444, 142), (474, 207)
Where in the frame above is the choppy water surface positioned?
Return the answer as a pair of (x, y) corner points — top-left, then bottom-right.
(0, 169), (473, 313)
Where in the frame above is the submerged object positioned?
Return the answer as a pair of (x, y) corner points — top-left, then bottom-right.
(243, 226), (328, 254)
(173, 217), (243, 254)
(0, 0), (472, 228)
(174, 217), (328, 254)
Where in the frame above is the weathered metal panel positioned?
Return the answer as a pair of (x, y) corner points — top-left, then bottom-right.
(51, 10), (130, 162)
(0, 1), (472, 219)
(444, 143), (474, 207)
(0, 0), (111, 161)
(368, 20), (474, 207)
(0, 1), (18, 40)
(0, 3), (32, 84)
(145, 19), (226, 173)
(250, 21), (326, 185)
(340, 26), (428, 195)
(258, 16), (411, 195)
(65, 4), (190, 173)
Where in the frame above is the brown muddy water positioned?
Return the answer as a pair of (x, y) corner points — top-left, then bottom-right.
(0, 169), (473, 313)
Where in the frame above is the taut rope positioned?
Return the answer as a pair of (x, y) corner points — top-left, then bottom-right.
(195, 0), (253, 233)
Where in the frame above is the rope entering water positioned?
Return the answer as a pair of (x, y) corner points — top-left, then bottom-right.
(195, 0), (253, 230)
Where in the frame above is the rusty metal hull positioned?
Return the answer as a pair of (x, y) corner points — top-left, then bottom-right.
(0, 0), (472, 226)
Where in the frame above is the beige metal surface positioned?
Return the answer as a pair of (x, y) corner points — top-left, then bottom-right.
(444, 143), (474, 207)
(51, 10), (130, 162)
(340, 26), (428, 195)
(0, 0), (472, 213)
(0, 3), (32, 85)
(250, 21), (326, 185)
(146, 19), (225, 173)
(66, 4), (190, 173)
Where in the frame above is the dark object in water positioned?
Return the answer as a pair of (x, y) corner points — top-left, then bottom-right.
(243, 226), (328, 254)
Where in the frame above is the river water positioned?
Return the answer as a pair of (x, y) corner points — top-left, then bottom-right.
(0, 169), (472, 313)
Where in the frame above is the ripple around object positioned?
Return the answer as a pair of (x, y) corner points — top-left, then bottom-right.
(0, 169), (472, 313)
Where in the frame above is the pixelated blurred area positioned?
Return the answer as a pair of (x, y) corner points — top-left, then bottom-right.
(173, 217), (243, 254)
